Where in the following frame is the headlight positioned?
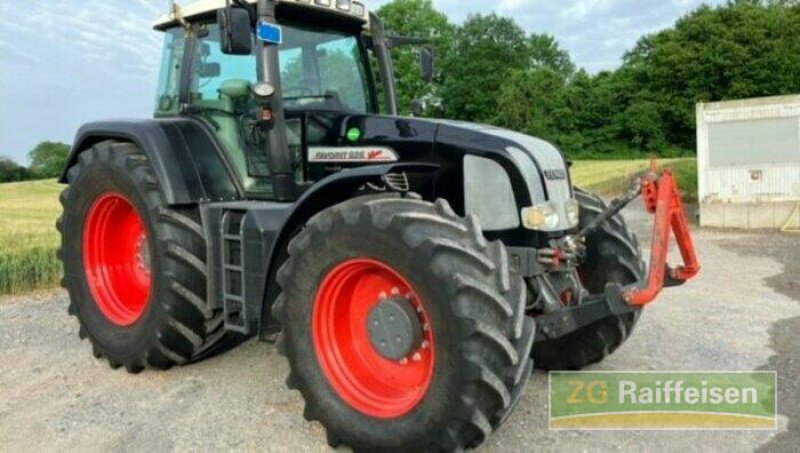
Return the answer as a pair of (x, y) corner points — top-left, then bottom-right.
(522, 204), (560, 231)
(565, 198), (580, 227)
(522, 199), (580, 232)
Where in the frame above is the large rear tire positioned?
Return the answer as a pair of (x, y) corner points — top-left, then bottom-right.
(532, 188), (645, 371)
(273, 195), (535, 451)
(58, 141), (238, 372)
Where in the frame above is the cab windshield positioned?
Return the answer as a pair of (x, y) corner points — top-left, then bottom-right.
(156, 22), (375, 114)
(279, 25), (375, 113)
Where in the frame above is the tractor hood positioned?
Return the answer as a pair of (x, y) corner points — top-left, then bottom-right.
(431, 119), (573, 206)
(303, 112), (574, 222)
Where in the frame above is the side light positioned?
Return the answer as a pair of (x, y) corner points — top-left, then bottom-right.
(565, 198), (580, 228)
(336, 0), (351, 11)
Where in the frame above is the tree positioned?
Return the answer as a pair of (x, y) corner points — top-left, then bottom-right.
(621, 0), (800, 149)
(28, 142), (70, 179)
(377, 0), (455, 114)
(494, 69), (569, 140)
(528, 34), (576, 79)
(440, 14), (531, 123)
(376, 0), (800, 158)
(0, 156), (30, 183)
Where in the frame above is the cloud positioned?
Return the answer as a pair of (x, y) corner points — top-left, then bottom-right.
(0, 39), (45, 66)
(499, 0), (531, 11)
(371, 0), (722, 71)
(560, 0), (614, 20)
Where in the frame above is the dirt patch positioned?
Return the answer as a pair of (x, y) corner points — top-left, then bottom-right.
(717, 232), (800, 452)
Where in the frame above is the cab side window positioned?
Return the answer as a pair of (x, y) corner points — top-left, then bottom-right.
(155, 28), (185, 115)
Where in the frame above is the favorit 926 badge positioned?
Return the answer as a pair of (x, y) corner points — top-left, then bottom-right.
(308, 146), (399, 163)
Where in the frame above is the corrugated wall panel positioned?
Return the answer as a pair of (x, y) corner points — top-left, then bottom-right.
(698, 95), (800, 204)
(705, 165), (800, 202)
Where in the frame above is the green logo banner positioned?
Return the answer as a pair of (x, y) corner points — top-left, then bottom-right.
(550, 372), (776, 430)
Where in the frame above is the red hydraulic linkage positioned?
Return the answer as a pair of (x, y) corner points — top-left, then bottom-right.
(624, 162), (701, 306)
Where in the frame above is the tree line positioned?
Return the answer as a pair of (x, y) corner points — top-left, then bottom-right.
(0, 142), (70, 183)
(378, 0), (800, 158)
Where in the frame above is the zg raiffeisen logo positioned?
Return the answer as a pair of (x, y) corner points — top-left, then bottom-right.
(549, 372), (777, 430)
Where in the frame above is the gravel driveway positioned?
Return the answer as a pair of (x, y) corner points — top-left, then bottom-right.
(1, 201), (798, 452)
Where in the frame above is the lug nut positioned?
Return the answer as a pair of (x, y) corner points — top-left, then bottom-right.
(378, 292), (387, 300)
(399, 358), (408, 365)
(421, 341), (430, 349)
(391, 287), (400, 295)
(412, 353), (422, 362)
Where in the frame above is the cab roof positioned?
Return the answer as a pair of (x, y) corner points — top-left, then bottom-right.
(154, 0), (369, 30)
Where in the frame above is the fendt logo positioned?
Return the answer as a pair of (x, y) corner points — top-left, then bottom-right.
(309, 147), (399, 163)
(543, 169), (568, 180)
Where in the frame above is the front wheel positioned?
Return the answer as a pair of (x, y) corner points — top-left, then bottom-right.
(273, 195), (535, 451)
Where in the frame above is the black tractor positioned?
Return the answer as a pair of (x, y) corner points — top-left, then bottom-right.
(57, 0), (700, 450)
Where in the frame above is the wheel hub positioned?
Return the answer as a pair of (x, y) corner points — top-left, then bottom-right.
(83, 192), (152, 326)
(367, 295), (423, 361)
(312, 258), (435, 419)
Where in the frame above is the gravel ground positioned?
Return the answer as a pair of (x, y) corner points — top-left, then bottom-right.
(1, 201), (798, 452)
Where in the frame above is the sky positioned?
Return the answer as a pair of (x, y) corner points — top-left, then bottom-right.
(0, 0), (723, 165)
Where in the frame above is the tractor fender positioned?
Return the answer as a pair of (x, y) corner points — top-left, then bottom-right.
(61, 119), (241, 205)
(259, 162), (440, 337)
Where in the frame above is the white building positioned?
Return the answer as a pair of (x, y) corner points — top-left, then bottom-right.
(697, 95), (800, 229)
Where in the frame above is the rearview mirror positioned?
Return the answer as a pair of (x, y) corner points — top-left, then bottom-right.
(218, 7), (253, 55)
(420, 47), (435, 83)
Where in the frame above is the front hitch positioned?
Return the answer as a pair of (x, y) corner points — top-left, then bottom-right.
(624, 164), (701, 305)
(535, 161), (701, 342)
(572, 160), (701, 305)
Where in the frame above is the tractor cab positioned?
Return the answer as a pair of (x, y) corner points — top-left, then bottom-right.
(153, 0), (418, 200)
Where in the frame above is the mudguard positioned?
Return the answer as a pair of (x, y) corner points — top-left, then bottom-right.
(61, 118), (241, 205)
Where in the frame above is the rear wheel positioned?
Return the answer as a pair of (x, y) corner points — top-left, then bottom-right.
(532, 188), (646, 371)
(58, 141), (237, 372)
(273, 195), (535, 451)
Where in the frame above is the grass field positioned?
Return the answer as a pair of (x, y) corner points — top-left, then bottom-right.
(0, 179), (63, 295)
(0, 158), (697, 295)
(572, 158), (697, 203)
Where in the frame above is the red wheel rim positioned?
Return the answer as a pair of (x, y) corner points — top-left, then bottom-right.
(83, 193), (152, 326)
(312, 259), (435, 419)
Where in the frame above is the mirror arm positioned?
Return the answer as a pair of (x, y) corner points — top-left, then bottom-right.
(232, 0), (257, 24)
(224, 0), (233, 46)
